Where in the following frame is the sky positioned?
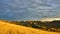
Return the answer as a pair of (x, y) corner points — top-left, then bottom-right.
(0, 0), (60, 21)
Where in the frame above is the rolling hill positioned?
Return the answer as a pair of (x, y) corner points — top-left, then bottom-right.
(0, 20), (60, 34)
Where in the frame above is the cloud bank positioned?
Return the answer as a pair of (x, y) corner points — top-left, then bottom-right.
(0, 0), (60, 21)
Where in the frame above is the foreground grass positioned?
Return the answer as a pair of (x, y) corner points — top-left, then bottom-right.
(0, 21), (60, 34)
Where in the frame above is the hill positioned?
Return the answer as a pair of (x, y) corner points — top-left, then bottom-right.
(0, 20), (60, 34)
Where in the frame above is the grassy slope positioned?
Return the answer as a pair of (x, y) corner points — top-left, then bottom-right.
(0, 21), (60, 34)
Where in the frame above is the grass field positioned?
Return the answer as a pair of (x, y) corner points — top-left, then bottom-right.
(0, 20), (60, 34)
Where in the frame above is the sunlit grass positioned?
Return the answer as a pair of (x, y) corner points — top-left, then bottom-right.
(0, 20), (60, 34)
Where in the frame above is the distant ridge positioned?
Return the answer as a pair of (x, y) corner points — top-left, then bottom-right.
(40, 18), (60, 21)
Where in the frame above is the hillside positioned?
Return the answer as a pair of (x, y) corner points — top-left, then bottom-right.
(0, 20), (60, 34)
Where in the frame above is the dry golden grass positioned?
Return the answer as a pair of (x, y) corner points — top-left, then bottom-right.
(0, 20), (60, 34)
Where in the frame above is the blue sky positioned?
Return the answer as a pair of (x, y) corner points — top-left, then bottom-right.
(0, 0), (60, 21)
